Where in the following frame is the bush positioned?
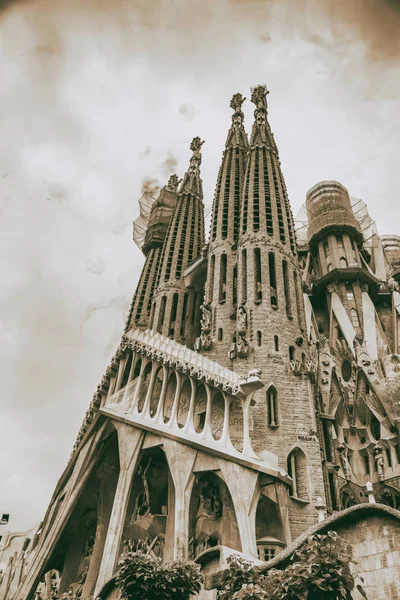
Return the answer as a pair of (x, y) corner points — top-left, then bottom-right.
(217, 531), (365, 600)
(115, 547), (202, 600)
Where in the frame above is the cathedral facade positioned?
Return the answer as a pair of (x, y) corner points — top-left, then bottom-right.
(1, 85), (400, 600)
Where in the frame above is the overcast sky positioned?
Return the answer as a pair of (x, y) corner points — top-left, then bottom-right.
(1, 0), (400, 532)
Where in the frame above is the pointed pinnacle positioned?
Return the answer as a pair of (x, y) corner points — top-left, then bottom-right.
(250, 84), (269, 110)
(230, 93), (246, 114)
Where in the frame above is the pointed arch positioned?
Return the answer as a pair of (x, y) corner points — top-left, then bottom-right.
(287, 447), (309, 501)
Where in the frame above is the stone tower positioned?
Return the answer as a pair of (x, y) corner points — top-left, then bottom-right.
(3, 88), (400, 600)
(200, 93), (249, 361)
(299, 181), (400, 514)
(151, 138), (205, 348)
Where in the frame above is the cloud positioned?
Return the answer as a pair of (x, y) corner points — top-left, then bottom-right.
(0, 0), (399, 532)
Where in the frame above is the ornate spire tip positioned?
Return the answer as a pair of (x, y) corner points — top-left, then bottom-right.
(230, 93), (246, 113)
(250, 84), (269, 110)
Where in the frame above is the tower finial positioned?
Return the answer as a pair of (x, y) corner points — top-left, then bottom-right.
(166, 174), (181, 193)
(230, 93), (246, 115)
(250, 84), (269, 111)
(179, 137), (205, 196)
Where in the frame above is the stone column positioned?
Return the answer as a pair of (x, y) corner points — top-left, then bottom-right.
(57, 524), (87, 595)
(82, 458), (120, 598)
(163, 439), (197, 559)
(93, 425), (144, 598)
(219, 460), (259, 557)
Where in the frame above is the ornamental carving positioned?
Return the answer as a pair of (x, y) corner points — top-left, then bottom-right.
(195, 304), (212, 351)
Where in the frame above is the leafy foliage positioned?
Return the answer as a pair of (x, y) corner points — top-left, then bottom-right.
(115, 545), (202, 600)
(217, 531), (365, 600)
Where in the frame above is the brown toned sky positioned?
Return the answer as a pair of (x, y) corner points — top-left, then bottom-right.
(1, 0), (400, 531)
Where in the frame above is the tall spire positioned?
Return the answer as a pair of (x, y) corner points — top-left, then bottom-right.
(238, 84), (296, 254)
(198, 94), (249, 363)
(125, 175), (180, 332)
(150, 138), (205, 347)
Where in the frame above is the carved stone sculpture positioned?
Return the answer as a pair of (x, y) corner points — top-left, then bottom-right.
(374, 448), (385, 481)
(338, 445), (351, 480)
(195, 304), (212, 351)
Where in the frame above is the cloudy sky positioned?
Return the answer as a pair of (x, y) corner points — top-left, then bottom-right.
(1, 0), (400, 531)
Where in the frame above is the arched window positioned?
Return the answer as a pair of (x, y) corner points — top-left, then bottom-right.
(157, 296), (166, 334)
(121, 354), (133, 390)
(269, 252), (277, 307)
(340, 257), (348, 269)
(287, 448), (308, 500)
(274, 335), (279, 351)
(370, 413), (381, 440)
(169, 293), (179, 338)
(180, 293), (189, 338)
(219, 254), (227, 303)
(267, 386), (278, 427)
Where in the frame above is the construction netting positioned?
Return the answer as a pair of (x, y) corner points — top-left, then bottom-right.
(294, 196), (379, 254)
(132, 190), (177, 251)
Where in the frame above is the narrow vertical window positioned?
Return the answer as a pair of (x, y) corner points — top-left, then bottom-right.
(180, 293), (189, 338)
(157, 296), (167, 334)
(386, 448), (392, 468)
(218, 328), (223, 341)
(232, 264), (238, 306)
(293, 271), (300, 315)
(191, 292), (198, 326)
(219, 254), (227, 302)
(282, 260), (292, 318)
(267, 386), (278, 426)
(289, 346), (295, 361)
(253, 147), (260, 231)
(208, 254), (215, 304)
(241, 248), (247, 302)
(149, 301), (156, 330)
(254, 248), (262, 302)
(269, 252), (277, 307)
(169, 293), (179, 338)
(351, 308), (360, 329)
(257, 331), (262, 346)
(274, 335), (279, 351)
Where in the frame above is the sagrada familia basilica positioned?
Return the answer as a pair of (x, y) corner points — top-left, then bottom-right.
(1, 85), (400, 600)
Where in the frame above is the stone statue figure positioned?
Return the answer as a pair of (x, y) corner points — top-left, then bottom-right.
(196, 481), (222, 521)
(236, 333), (249, 358)
(338, 445), (351, 480)
(236, 305), (247, 335)
(374, 448), (385, 481)
(133, 458), (152, 522)
(195, 304), (213, 351)
(200, 304), (212, 334)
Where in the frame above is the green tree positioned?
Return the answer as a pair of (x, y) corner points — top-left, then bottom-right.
(115, 544), (202, 600)
(217, 531), (366, 600)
